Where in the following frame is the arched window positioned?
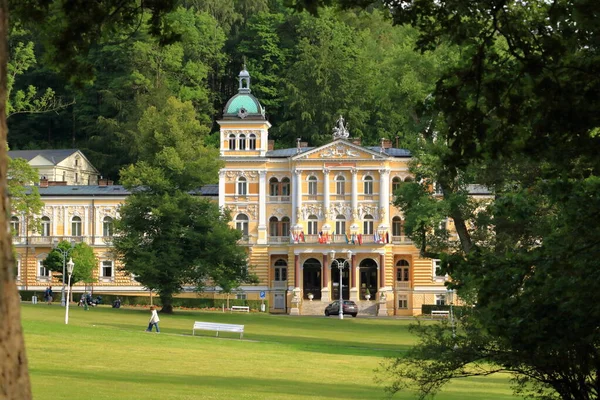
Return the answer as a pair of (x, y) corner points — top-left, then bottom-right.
(404, 177), (413, 183)
(248, 134), (256, 150)
(281, 217), (290, 237)
(228, 134), (236, 150)
(281, 177), (290, 196)
(41, 216), (51, 237)
(10, 216), (19, 236)
(103, 216), (114, 237)
(392, 177), (402, 194)
(307, 215), (318, 235)
(71, 216), (82, 237)
(269, 216), (279, 237)
(396, 259), (410, 282)
(274, 259), (288, 281)
(363, 214), (374, 235)
(235, 214), (249, 237)
(239, 134), (246, 150)
(335, 215), (346, 235)
(269, 178), (279, 196)
(335, 175), (345, 195)
(363, 176), (373, 195)
(308, 176), (317, 195)
(392, 216), (402, 236)
(237, 177), (247, 195)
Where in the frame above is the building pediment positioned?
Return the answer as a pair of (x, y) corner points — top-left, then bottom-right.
(291, 140), (387, 161)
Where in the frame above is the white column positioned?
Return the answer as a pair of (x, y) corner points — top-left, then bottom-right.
(379, 169), (390, 221)
(295, 169), (302, 224)
(218, 171), (226, 208)
(83, 206), (89, 239)
(291, 173), (297, 225)
(258, 171), (267, 228)
(63, 206), (68, 236)
(52, 207), (56, 236)
(323, 168), (330, 217)
(351, 168), (358, 215)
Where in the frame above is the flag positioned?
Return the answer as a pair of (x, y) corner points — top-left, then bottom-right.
(385, 232), (390, 243)
(351, 233), (356, 245)
(300, 231), (305, 243)
(345, 234), (350, 244)
(318, 231), (323, 244)
(374, 232), (379, 243)
(358, 234), (363, 245)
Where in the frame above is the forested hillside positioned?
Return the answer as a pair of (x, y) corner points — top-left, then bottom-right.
(7, 0), (453, 180)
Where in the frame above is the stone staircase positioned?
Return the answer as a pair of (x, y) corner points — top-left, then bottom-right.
(300, 299), (377, 316)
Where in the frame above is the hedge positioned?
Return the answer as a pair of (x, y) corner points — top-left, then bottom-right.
(19, 291), (268, 311)
(421, 304), (468, 317)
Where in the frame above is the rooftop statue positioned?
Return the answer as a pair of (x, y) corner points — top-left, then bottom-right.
(332, 115), (350, 139)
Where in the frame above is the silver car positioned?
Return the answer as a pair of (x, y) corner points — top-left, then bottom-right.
(324, 300), (358, 317)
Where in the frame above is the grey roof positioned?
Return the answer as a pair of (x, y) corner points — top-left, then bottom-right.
(365, 147), (412, 157)
(266, 146), (411, 158)
(38, 185), (130, 196)
(8, 149), (79, 164)
(266, 147), (314, 157)
(466, 184), (491, 195)
(197, 184), (219, 196)
(36, 184), (220, 197)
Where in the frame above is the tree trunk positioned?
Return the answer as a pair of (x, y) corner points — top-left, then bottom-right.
(0, 1), (32, 398)
(159, 293), (173, 314)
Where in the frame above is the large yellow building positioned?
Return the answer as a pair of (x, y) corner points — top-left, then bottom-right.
(215, 68), (462, 316)
(13, 68), (484, 315)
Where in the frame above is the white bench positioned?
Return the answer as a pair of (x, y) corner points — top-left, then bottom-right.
(431, 310), (450, 319)
(230, 306), (250, 313)
(193, 321), (245, 339)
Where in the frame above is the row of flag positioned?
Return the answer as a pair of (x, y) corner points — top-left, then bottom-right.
(288, 230), (391, 244)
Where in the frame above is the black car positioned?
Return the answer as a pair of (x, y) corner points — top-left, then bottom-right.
(324, 300), (358, 317)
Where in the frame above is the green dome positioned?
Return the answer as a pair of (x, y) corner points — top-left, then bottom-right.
(225, 94), (261, 115)
(222, 66), (266, 120)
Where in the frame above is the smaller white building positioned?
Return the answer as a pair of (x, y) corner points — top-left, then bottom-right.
(8, 149), (100, 185)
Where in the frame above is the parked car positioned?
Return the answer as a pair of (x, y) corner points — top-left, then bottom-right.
(324, 300), (358, 317)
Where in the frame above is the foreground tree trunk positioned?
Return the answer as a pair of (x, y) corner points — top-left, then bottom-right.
(0, 1), (32, 398)
(159, 292), (174, 314)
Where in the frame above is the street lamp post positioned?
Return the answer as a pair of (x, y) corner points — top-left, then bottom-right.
(65, 258), (75, 325)
(53, 240), (74, 307)
(329, 250), (352, 320)
(447, 288), (456, 340)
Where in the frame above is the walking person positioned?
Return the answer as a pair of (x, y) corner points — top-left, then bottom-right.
(45, 286), (53, 305)
(145, 306), (160, 333)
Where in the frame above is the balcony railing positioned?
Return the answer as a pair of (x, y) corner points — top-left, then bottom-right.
(297, 234), (388, 244)
(391, 235), (412, 244)
(268, 236), (290, 244)
(271, 280), (287, 289)
(268, 196), (291, 203)
(395, 281), (411, 290)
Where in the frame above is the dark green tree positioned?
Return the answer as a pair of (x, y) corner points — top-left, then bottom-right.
(113, 96), (256, 313)
(288, 1), (600, 399)
(42, 241), (96, 300)
(1, 1), (179, 397)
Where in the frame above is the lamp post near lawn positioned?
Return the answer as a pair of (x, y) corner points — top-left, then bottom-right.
(53, 239), (74, 307)
(65, 258), (75, 325)
(329, 250), (352, 320)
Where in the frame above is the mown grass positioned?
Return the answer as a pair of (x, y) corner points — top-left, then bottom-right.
(21, 304), (520, 399)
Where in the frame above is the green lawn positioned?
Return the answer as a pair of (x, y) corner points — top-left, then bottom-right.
(21, 304), (520, 400)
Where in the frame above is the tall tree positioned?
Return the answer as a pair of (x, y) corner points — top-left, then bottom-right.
(290, 0), (600, 399)
(1, 2), (178, 398)
(113, 96), (255, 313)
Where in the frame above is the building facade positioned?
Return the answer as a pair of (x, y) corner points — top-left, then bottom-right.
(215, 68), (463, 316)
(13, 69), (484, 315)
(9, 149), (100, 185)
